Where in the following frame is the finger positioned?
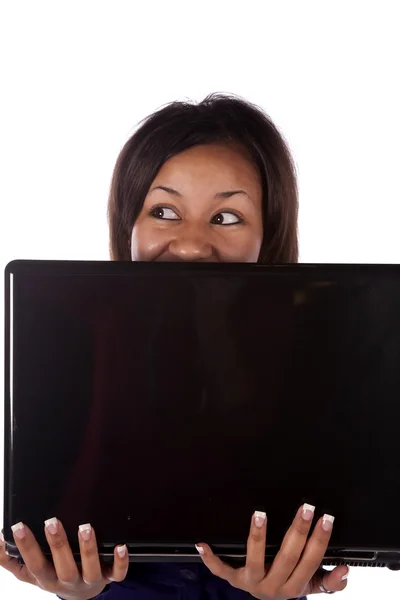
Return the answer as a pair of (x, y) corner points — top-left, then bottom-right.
(243, 511), (267, 586)
(283, 513), (335, 597)
(44, 517), (80, 585)
(0, 531), (36, 584)
(310, 566), (349, 595)
(261, 504), (315, 593)
(104, 544), (129, 582)
(11, 521), (58, 589)
(195, 543), (237, 586)
(78, 523), (103, 586)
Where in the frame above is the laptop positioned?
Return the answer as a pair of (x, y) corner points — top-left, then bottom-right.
(3, 260), (400, 570)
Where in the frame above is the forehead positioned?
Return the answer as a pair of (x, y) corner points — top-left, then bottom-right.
(153, 143), (261, 189)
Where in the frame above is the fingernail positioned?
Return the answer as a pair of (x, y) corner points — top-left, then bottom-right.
(322, 514), (335, 532)
(0, 531), (4, 546)
(45, 517), (59, 535)
(254, 510), (267, 528)
(341, 567), (350, 581)
(11, 522), (26, 540)
(79, 523), (92, 542)
(117, 544), (127, 558)
(195, 544), (205, 555)
(302, 503), (315, 521)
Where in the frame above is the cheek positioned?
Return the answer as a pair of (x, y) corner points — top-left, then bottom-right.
(130, 223), (165, 261)
(241, 236), (263, 262)
(250, 219), (264, 261)
(221, 229), (263, 263)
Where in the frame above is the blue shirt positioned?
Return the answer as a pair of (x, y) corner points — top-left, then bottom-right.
(73, 563), (306, 600)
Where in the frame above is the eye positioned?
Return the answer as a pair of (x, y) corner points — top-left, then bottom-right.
(211, 211), (242, 226)
(150, 206), (180, 221)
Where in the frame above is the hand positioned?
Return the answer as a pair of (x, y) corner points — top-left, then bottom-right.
(0, 518), (128, 600)
(195, 504), (349, 599)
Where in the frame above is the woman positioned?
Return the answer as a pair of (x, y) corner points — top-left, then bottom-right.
(0, 93), (349, 599)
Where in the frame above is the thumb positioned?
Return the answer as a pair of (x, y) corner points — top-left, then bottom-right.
(310, 566), (349, 594)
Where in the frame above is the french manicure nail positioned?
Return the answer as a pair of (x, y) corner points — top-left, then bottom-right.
(322, 514), (335, 532)
(302, 503), (316, 521)
(11, 522), (26, 540)
(79, 523), (92, 542)
(195, 544), (205, 555)
(254, 510), (267, 528)
(341, 567), (350, 581)
(45, 517), (59, 535)
(117, 544), (127, 558)
(0, 531), (5, 546)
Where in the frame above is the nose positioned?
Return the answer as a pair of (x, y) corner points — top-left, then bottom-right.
(167, 224), (214, 261)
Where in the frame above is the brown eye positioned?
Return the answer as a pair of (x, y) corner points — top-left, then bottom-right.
(211, 211), (241, 226)
(150, 206), (180, 220)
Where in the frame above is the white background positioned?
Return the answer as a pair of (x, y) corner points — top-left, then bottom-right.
(1, 1), (399, 598)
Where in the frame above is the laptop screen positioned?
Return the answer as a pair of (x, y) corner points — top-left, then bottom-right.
(4, 261), (400, 556)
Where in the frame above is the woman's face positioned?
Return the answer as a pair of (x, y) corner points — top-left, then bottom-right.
(131, 143), (263, 262)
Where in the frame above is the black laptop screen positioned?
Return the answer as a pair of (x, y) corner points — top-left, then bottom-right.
(4, 261), (400, 555)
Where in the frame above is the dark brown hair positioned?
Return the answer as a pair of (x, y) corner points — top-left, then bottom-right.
(108, 93), (298, 263)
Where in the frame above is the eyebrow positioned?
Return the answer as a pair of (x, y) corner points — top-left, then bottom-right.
(151, 185), (249, 199)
